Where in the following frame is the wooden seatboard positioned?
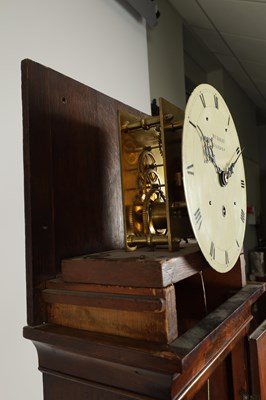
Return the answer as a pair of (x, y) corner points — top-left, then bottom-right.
(62, 245), (246, 290)
(61, 245), (210, 288)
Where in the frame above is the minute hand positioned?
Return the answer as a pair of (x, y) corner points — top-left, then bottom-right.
(226, 147), (244, 179)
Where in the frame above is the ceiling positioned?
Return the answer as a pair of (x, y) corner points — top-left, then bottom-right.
(169, 0), (266, 122)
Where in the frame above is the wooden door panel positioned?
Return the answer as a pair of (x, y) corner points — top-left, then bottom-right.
(249, 319), (266, 399)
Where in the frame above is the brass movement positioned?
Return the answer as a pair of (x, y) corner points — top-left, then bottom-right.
(119, 98), (193, 251)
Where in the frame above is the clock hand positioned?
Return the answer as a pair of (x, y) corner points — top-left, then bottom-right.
(196, 125), (209, 161)
(226, 147), (244, 179)
(196, 126), (219, 168)
(218, 147), (244, 187)
(196, 125), (222, 174)
(205, 137), (223, 174)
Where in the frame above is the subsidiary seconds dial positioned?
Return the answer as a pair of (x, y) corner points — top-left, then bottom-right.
(182, 84), (246, 273)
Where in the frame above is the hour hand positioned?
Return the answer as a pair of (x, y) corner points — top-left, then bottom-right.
(206, 137), (223, 174)
(196, 125), (210, 161)
(197, 126), (222, 174)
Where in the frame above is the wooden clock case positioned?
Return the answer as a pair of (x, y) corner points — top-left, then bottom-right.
(22, 59), (266, 400)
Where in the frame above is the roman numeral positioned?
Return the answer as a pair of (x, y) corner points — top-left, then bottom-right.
(240, 209), (246, 223)
(225, 250), (229, 265)
(236, 239), (240, 248)
(186, 164), (194, 175)
(236, 147), (240, 155)
(210, 241), (215, 260)
(200, 93), (206, 108)
(241, 179), (245, 188)
(214, 94), (219, 109)
(194, 208), (202, 230)
(227, 115), (230, 126)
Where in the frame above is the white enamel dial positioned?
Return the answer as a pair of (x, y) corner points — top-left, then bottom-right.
(182, 84), (246, 273)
